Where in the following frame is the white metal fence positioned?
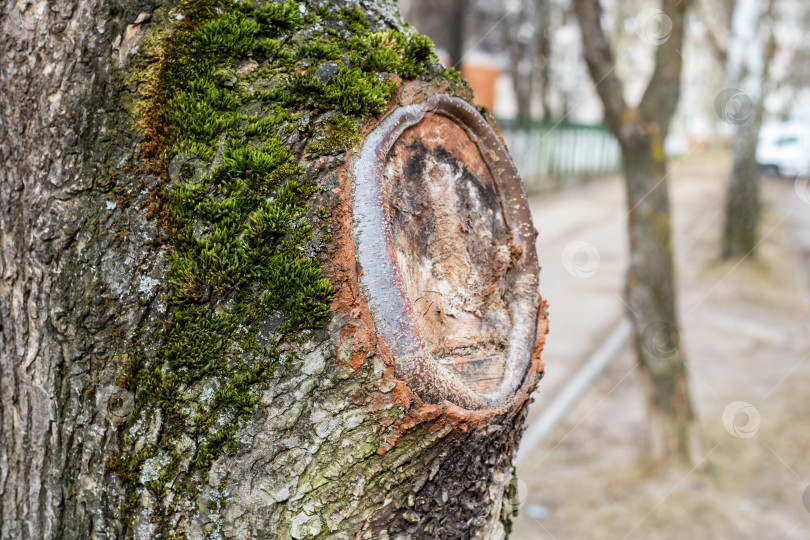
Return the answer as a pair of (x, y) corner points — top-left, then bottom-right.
(497, 120), (622, 193)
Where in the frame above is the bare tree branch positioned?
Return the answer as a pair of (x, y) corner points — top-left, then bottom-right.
(638, 0), (690, 136)
(761, 0), (778, 91)
(571, 0), (628, 139)
(695, 0), (733, 66)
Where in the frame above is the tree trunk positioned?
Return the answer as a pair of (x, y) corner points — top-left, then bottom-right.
(621, 136), (696, 462)
(722, 114), (762, 258)
(536, 0), (553, 121)
(721, 0), (777, 259)
(447, 0), (467, 69)
(506, 0), (539, 126)
(573, 0), (696, 464)
(0, 1), (547, 538)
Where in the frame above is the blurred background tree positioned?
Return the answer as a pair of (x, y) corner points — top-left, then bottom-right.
(571, 0), (696, 464)
(716, 0), (778, 259)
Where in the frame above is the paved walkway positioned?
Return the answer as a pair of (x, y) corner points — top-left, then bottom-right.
(522, 176), (628, 429)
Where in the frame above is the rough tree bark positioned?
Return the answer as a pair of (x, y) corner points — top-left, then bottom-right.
(0, 0), (546, 539)
(572, 0), (696, 463)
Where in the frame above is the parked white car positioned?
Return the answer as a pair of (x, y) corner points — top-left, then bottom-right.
(756, 122), (810, 177)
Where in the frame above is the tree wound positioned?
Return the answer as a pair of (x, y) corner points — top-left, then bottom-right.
(352, 95), (540, 410)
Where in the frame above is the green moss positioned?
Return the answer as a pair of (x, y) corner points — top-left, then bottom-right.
(253, 36), (280, 58)
(253, 0), (303, 36)
(444, 67), (463, 83)
(354, 30), (434, 78)
(324, 66), (398, 115)
(166, 80), (240, 146)
(315, 5), (332, 20)
(297, 37), (344, 61)
(122, 0), (443, 535)
(311, 115), (359, 153)
(339, 6), (368, 34)
(267, 22), (439, 117)
(282, 65), (397, 117)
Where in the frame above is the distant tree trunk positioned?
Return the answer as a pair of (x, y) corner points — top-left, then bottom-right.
(537, 0), (553, 120)
(723, 98), (763, 257)
(0, 0), (547, 538)
(447, 0), (467, 68)
(621, 137), (696, 461)
(573, 0), (696, 463)
(721, 0), (777, 258)
(506, 0), (540, 126)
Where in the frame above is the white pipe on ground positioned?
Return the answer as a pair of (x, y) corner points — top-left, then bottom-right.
(516, 317), (632, 465)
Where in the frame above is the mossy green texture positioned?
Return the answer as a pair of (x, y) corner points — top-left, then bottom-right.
(118, 0), (442, 536)
(310, 115), (359, 152)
